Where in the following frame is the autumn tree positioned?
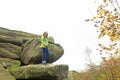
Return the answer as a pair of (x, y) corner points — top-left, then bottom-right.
(85, 0), (120, 80)
(68, 58), (120, 80)
(86, 0), (120, 57)
(96, 57), (120, 80)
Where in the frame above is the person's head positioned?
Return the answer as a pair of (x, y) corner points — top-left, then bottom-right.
(43, 31), (48, 37)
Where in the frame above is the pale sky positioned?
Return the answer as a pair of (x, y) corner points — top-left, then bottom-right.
(0, 0), (102, 71)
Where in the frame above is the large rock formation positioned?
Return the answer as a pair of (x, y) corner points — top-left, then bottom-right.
(21, 39), (64, 64)
(9, 64), (68, 80)
(0, 27), (64, 64)
(0, 27), (39, 46)
(0, 27), (68, 80)
(0, 27), (39, 60)
(0, 43), (21, 59)
(0, 64), (15, 80)
(0, 58), (21, 69)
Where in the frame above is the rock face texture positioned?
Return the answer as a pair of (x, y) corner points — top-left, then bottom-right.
(0, 43), (21, 59)
(0, 64), (15, 80)
(9, 64), (68, 80)
(21, 38), (64, 64)
(0, 27), (39, 46)
(0, 27), (39, 60)
(0, 27), (68, 80)
(0, 27), (64, 64)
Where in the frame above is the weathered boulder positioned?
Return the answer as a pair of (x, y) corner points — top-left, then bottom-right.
(0, 64), (16, 80)
(0, 27), (66, 80)
(0, 58), (21, 69)
(0, 43), (21, 59)
(9, 64), (68, 80)
(0, 27), (64, 63)
(48, 36), (55, 43)
(21, 39), (64, 64)
(0, 27), (39, 46)
(0, 27), (39, 60)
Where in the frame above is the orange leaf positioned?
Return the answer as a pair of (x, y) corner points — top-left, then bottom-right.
(117, 24), (120, 27)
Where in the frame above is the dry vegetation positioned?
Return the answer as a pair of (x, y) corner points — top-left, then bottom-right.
(68, 0), (120, 80)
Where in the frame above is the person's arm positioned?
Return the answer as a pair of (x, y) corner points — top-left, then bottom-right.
(40, 36), (46, 47)
(45, 38), (48, 46)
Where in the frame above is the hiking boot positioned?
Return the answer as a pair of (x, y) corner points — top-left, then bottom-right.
(42, 60), (46, 64)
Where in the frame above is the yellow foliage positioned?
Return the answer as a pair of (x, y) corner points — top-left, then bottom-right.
(110, 36), (115, 41)
(98, 34), (101, 39)
(117, 78), (120, 80)
(93, 16), (98, 19)
(97, 8), (108, 17)
(107, 13), (115, 21)
(115, 33), (119, 39)
(114, 51), (118, 54)
(103, 20), (109, 26)
(117, 24), (120, 27)
(107, 31), (111, 36)
(103, 9), (108, 15)
(98, 10), (104, 17)
(99, 5), (103, 9)
(100, 26), (105, 30)
(86, 0), (120, 64)
(100, 74), (106, 79)
(109, 13), (114, 17)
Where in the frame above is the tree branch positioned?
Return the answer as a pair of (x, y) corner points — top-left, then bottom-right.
(115, 0), (120, 10)
(110, 0), (120, 15)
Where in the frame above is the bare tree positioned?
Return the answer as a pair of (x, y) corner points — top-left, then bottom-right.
(84, 47), (92, 65)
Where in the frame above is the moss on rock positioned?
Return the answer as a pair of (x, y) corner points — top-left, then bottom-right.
(9, 64), (68, 80)
(0, 58), (21, 70)
(0, 64), (16, 80)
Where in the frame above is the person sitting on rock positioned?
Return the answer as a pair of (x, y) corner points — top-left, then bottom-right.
(40, 31), (50, 64)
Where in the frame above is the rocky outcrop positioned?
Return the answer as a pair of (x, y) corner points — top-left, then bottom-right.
(0, 27), (64, 64)
(0, 58), (21, 69)
(0, 27), (68, 80)
(0, 43), (21, 59)
(0, 64), (15, 80)
(21, 39), (64, 64)
(0, 27), (39, 46)
(9, 64), (68, 80)
(0, 27), (39, 60)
